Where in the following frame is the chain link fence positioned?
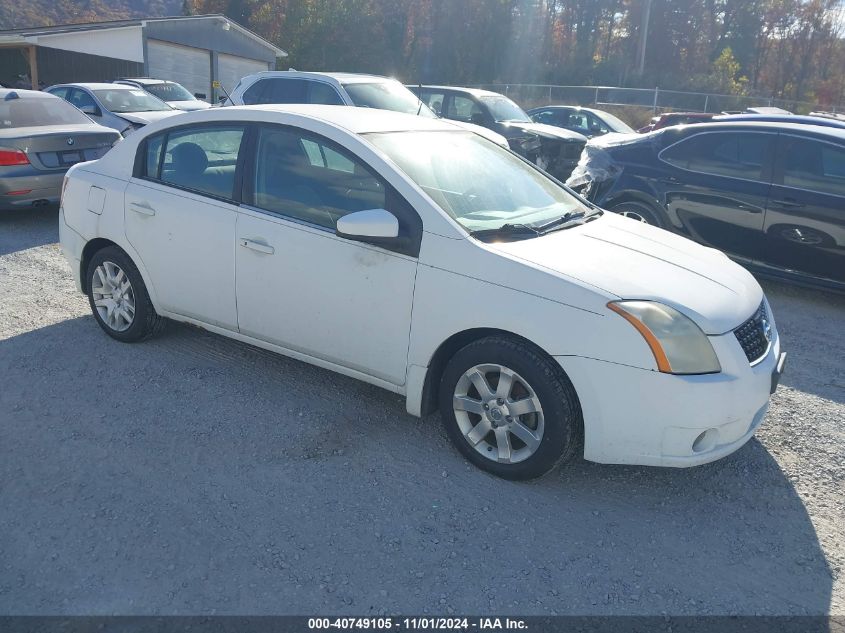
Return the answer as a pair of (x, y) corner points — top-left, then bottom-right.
(471, 84), (839, 117)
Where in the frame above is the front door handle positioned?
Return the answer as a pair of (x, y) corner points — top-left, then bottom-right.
(129, 201), (156, 216)
(239, 238), (274, 255)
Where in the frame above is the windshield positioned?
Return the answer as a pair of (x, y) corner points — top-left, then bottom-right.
(144, 82), (195, 102)
(599, 111), (635, 134)
(479, 95), (531, 123)
(367, 131), (588, 233)
(0, 97), (92, 128)
(93, 89), (172, 113)
(344, 81), (436, 118)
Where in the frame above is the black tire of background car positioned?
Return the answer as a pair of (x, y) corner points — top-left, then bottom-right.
(609, 201), (664, 227)
(86, 245), (166, 343)
(438, 336), (583, 480)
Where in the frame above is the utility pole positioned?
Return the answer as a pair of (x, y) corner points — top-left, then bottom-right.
(636, 0), (652, 76)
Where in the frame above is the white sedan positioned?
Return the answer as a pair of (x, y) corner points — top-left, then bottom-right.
(58, 105), (786, 479)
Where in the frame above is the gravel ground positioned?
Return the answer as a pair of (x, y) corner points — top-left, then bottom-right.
(0, 208), (843, 616)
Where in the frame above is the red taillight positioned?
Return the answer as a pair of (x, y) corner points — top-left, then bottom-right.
(0, 148), (29, 166)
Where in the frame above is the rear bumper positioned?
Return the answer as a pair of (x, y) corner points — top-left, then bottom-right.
(0, 171), (64, 210)
(58, 208), (85, 293)
(557, 330), (782, 467)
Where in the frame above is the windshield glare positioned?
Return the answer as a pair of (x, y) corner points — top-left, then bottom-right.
(144, 83), (195, 102)
(344, 81), (436, 118)
(600, 111), (635, 133)
(480, 95), (531, 123)
(0, 97), (92, 128)
(93, 89), (172, 113)
(367, 131), (587, 233)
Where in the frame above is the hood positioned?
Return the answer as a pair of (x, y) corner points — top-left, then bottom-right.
(446, 120), (509, 148)
(167, 100), (211, 111)
(117, 110), (182, 125)
(502, 121), (588, 143)
(487, 213), (762, 334)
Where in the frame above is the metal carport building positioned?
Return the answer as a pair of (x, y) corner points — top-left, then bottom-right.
(0, 15), (286, 103)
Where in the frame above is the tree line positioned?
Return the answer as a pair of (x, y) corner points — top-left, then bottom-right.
(183, 0), (845, 108)
(3, 0), (842, 108)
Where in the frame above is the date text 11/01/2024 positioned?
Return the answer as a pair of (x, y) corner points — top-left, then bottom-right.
(308, 618), (528, 630)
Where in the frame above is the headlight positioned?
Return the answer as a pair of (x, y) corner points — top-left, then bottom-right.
(508, 134), (541, 154)
(608, 301), (721, 374)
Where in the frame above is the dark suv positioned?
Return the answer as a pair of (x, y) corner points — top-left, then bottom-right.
(567, 121), (845, 291)
(409, 85), (587, 180)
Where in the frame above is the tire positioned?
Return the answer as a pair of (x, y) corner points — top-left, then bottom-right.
(438, 336), (582, 480)
(609, 201), (663, 227)
(86, 245), (164, 342)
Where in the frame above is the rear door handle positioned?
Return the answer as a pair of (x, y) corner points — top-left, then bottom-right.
(239, 238), (274, 255)
(770, 198), (805, 210)
(129, 201), (156, 216)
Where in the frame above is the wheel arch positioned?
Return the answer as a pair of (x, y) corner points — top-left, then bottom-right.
(79, 238), (121, 293)
(79, 239), (159, 310)
(416, 327), (559, 417)
(603, 191), (667, 224)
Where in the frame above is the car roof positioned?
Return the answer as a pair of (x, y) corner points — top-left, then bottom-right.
(0, 88), (60, 100)
(117, 78), (172, 86)
(662, 120), (845, 140)
(50, 83), (138, 90)
(712, 113), (845, 127)
(163, 104), (462, 135)
(249, 71), (397, 85)
(414, 85), (504, 98)
(527, 105), (601, 114)
(662, 112), (713, 118)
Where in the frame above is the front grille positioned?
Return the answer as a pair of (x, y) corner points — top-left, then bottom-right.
(734, 302), (771, 364)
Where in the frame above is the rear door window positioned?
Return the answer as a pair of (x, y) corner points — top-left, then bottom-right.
(308, 82), (344, 105)
(660, 132), (774, 182)
(142, 126), (246, 200)
(781, 136), (845, 197)
(242, 78), (309, 105)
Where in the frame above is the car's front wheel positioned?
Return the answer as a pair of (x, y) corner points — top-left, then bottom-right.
(86, 245), (164, 342)
(609, 201), (662, 226)
(438, 336), (582, 480)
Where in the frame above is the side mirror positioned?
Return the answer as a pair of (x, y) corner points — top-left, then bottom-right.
(336, 208), (399, 239)
(80, 104), (100, 116)
(470, 112), (486, 125)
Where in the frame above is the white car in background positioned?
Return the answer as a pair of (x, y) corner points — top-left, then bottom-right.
(46, 83), (181, 136)
(58, 105), (785, 480)
(114, 78), (212, 111)
(224, 71), (510, 149)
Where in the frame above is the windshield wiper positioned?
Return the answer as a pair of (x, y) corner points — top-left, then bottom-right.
(469, 223), (541, 241)
(536, 209), (600, 234)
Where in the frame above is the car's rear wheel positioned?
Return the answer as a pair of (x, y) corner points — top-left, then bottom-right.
(86, 246), (164, 342)
(609, 201), (662, 227)
(438, 336), (582, 480)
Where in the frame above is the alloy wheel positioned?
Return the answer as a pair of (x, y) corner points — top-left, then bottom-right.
(91, 261), (136, 332)
(452, 363), (545, 464)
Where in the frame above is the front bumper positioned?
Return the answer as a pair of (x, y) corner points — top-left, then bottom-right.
(557, 330), (783, 467)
